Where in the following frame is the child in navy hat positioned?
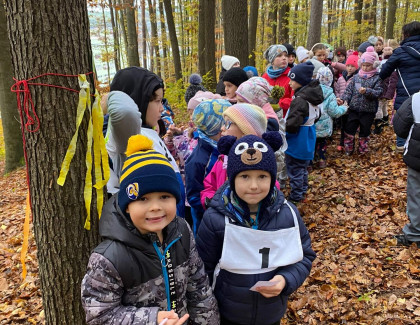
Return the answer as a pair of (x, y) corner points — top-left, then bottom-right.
(196, 132), (316, 325)
(81, 134), (219, 325)
(285, 62), (324, 204)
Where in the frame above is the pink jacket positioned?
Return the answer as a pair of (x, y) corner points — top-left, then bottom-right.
(335, 74), (356, 98)
(200, 155), (281, 209)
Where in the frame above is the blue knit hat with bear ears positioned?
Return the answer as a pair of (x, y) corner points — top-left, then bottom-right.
(218, 132), (283, 197)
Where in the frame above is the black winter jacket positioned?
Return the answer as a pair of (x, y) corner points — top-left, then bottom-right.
(196, 183), (316, 325)
(393, 94), (420, 171)
(379, 35), (420, 110)
(81, 195), (219, 324)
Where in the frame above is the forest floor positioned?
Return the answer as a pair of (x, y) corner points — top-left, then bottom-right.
(0, 117), (419, 324)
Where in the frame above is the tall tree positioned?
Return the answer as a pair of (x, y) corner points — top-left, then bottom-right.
(125, 0), (140, 66)
(158, 0), (168, 78)
(141, 0), (148, 68)
(5, 0), (101, 323)
(118, 0), (129, 66)
(162, 0), (182, 80)
(204, 0), (216, 88)
(380, 0), (387, 36)
(248, 0), (259, 67)
(354, 0), (363, 46)
(101, 1), (111, 83)
(147, 0), (161, 76)
(222, 0), (249, 66)
(268, 0), (278, 44)
(385, 0), (397, 39)
(0, 2), (23, 173)
(278, 0), (289, 44)
(306, 0), (323, 48)
(109, 0), (121, 71)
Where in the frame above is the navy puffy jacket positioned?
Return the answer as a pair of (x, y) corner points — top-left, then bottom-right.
(379, 35), (420, 110)
(196, 183), (316, 324)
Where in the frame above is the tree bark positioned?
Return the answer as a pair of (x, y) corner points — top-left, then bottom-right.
(109, 0), (121, 72)
(162, 0), (182, 80)
(248, 0), (259, 67)
(158, 0), (168, 78)
(204, 0), (216, 89)
(125, 0), (140, 66)
(0, 2), (23, 173)
(278, 0), (289, 44)
(5, 0), (101, 323)
(306, 0), (322, 48)
(222, 0), (248, 67)
(198, 0), (206, 76)
(268, 0), (278, 44)
(118, 0), (129, 66)
(385, 0), (396, 39)
(140, 0), (148, 68)
(147, 0), (161, 76)
(354, 0), (363, 46)
(101, 1), (111, 83)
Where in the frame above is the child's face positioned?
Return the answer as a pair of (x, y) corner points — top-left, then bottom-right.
(224, 81), (238, 99)
(361, 63), (374, 72)
(383, 47), (393, 56)
(375, 41), (384, 52)
(314, 49), (327, 62)
(221, 118), (244, 139)
(234, 170), (271, 211)
(289, 79), (302, 91)
(146, 88), (164, 128)
(272, 53), (288, 69)
(346, 64), (357, 75)
(288, 54), (296, 64)
(337, 54), (346, 63)
(126, 192), (176, 238)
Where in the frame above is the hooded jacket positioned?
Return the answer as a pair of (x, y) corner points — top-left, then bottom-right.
(393, 94), (420, 171)
(379, 35), (420, 110)
(81, 195), (219, 325)
(196, 183), (316, 325)
(110, 67), (164, 128)
(285, 80), (324, 160)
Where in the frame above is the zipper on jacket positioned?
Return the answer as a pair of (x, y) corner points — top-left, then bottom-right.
(153, 237), (181, 311)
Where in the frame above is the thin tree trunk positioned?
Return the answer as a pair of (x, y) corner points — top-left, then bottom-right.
(379, 0), (386, 36)
(198, 0), (206, 75)
(162, 0), (182, 80)
(125, 0), (140, 66)
(5, 0), (101, 323)
(177, 0), (186, 75)
(222, 0), (249, 66)
(117, 0), (129, 67)
(158, 0), (168, 79)
(354, 0), (363, 46)
(148, 0), (161, 76)
(102, 1), (111, 83)
(385, 0), (396, 39)
(205, 0), (216, 88)
(268, 0), (278, 44)
(248, 0), (259, 67)
(109, 0), (121, 71)
(306, 0), (323, 48)
(278, 0), (289, 44)
(140, 0), (147, 68)
(0, 2), (23, 173)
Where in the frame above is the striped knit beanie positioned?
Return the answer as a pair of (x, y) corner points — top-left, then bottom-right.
(223, 104), (267, 137)
(118, 135), (181, 213)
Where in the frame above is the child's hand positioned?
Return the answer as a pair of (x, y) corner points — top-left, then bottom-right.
(359, 87), (366, 94)
(337, 98), (344, 105)
(255, 275), (286, 298)
(157, 310), (190, 325)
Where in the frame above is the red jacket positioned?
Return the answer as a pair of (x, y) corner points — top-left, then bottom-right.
(262, 67), (294, 117)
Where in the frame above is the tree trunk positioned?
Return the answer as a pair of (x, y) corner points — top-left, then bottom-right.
(277, 0), (289, 44)
(0, 2), (23, 173)
(222, 0), (248, 66)
(147, 0), (161, 76)
(109, 0), (121, 72)
(140, 0), (148, 68)
(248, 0), (259, 67)
(125, 0), (140, 66)
(385, 0), (396, 39)
(379, 0), (386, 36)
(118, 0), (129, 66)
(354, 0), (363, 46)
(204, 0), (216, 89)
(162, 0), (182, 80)
(101, 2), (111, 83)
(306, 0), (322, 48)
(158, 0), (168, 79)
(5, 0), (101, 323)
(198, 0), (206, 76)
(268, 0), (278, 45)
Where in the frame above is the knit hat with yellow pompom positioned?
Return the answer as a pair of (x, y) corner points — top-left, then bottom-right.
(118, 134), (181, 213)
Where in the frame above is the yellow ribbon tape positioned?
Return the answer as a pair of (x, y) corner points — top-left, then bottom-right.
(57, 75), (110, 230)
(21, 192), (30, 280)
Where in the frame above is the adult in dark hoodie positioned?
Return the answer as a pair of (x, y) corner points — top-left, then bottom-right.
(380, 21), (420, 148)
(285, 62), (324, 203)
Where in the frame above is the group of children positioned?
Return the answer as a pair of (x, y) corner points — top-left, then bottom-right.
(81, 21), (420, 324)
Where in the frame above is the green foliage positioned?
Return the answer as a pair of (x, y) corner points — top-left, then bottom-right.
(202, 71), (216, 93)
(358, 291), (375, 302)
(165, 79), (190, 125)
